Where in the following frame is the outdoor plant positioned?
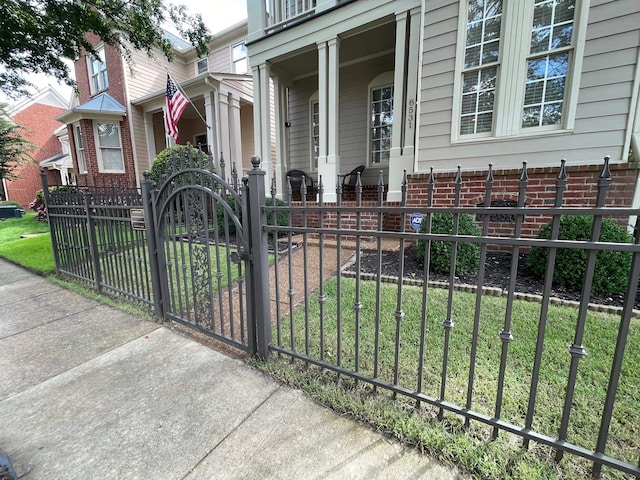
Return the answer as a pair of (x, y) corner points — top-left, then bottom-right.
(148, 144), (215, 185)
(29, 190), (47, 220)
(529, 215), (633, 296)
(416, 213), (481, 275)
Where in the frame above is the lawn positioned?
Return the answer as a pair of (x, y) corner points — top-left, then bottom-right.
(256, 277), (640, 480)
(0, 213), (54, 274)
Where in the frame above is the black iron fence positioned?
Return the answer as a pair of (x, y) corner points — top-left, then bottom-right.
(265, 158), (640, 479)
(41, 156), (640, 478)
(41, 176), (154, 306)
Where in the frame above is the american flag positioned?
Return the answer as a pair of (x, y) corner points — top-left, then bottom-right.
(164, 74), (188, 142)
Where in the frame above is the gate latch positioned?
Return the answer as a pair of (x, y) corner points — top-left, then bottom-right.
(231, 249), (251, 264)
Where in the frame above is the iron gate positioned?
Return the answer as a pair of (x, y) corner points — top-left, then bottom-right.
(141, 152), (271, 355)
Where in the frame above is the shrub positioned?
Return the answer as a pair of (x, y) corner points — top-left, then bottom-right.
(529, 215), (632, 296)
(416, 213), (481, 275)
(215, 196), (289, 235)
(148, 144), (214, 185)
(0, 200), (22, 208)
(29, 190), (47, 220)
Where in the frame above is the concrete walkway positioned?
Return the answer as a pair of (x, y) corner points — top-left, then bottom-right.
(0, 259), (466, 480)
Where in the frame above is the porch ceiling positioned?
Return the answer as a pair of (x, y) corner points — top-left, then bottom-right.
(271, 19), (396, 80)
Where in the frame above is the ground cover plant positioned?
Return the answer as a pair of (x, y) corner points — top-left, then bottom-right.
(0, 212), (54, 273)
(256, 277), (639, 480)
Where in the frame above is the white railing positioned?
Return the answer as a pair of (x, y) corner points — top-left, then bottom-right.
(266, 0), (317, 29)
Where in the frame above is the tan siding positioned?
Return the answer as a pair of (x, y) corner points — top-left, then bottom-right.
(126, 48), (189, 100)
(287, 54), (394, 184)
(209, 46), (232, 72)
(417, 0), (640, 171)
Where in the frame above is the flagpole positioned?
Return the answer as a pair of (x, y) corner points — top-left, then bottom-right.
(165, 67), (211, 130)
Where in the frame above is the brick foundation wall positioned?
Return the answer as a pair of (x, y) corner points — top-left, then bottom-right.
(406, 162), (639, 238)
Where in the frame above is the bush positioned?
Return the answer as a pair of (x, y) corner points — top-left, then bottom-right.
(215, 196), (289, 235)
(29, 190), (47, 220)
(529, 215), (632, 296)
(0, 200), (22, 208)
(416, 213), (481, 275)
(148, 144), (214, 185)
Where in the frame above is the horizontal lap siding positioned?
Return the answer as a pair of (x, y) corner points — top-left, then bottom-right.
(417, 0), (640, 172)
(287, 54), (394, 182)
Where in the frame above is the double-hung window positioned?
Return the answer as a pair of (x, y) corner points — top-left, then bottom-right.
(455, 0), (580, 140)
(522, 0), (575, 128)
(311, 101), (320, 170)
(95, 122), (124, 173)
(370, 85), (394, 165)
(196, 57), (209, 75)
(232, 43), (247, 74)
(88, 46), (108, 95)
(460, 1), (501, 135)
(74, 124), (87, 173)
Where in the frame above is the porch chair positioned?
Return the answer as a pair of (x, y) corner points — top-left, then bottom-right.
(338, 165), (365, 187)
(286, 169), (316, 198)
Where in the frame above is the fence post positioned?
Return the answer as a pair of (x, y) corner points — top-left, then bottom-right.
(40, 169), (61, 272)
(246, 156), (271, 359)
(83, 190), (102, 292)
(141, 172), (164, 318)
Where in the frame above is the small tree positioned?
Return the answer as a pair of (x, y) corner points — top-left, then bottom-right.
(0, 103), (33, 184)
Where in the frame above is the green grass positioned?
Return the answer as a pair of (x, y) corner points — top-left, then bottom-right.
(254, 278), (640, 480)
(0, 213), (54, 273)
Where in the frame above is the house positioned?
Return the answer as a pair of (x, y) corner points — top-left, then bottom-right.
(246, 0), (640, 217)
(56, 21), (254, 189)
(2, 86), (69, 207)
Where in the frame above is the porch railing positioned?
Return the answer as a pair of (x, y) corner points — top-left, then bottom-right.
(266, 0), (317, 29)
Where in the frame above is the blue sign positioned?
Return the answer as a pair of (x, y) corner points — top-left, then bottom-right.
(410, 213), (423, 232)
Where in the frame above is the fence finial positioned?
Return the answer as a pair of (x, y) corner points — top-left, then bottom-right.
(600, 155), (611, 180)
(428, 166), (435, 186)
(558, 158), (567, 181)
(270, 176), (276, 198)
(519, 161), (528, 182)
(486, 163), (494, 183)
(251, 155), (261, 169)
(455, 165), (462, 185)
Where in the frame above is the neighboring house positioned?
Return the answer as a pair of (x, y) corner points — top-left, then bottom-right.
(57, 21), (254, 188)
(39, 125), (75, 186)
(2, 86), (68, 207)
(246, 0), (640, 214)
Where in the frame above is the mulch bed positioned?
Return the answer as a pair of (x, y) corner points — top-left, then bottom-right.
(356, 245), (640, 311)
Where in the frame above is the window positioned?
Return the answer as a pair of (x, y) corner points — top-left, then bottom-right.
(370, 85), (393, 165)
(311, 101), (319, 170)
(455, 0), (582, 140)
(232, 43), (247, 74)
(196, 57), (208, 75)
(87, 46), (108, 95)
(94, 122), (124, 172)
(460, 0), (501, 135)
(522, 0), (575, 128)
(194, 133), (209, 154)
(74, 124), (87, 173)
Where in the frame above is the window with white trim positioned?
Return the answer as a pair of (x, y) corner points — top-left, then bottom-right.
(522, 0), (575, 128)
(460, 0), (501, 135)
(232, 43), (247, 74)
(94, 122), (124, 172)
(369, 84), (394, 165)
(455, 0), (581, 139)
(87, 46), (108, 95)
(196, 57), (209, 75)
(74, 124), (87, 173)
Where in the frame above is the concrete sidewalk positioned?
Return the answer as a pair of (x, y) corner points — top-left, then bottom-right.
(0, 259), (465, 480)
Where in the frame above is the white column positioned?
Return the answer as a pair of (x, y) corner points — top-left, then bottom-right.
(218, 90), (231, 171)
(273, 76), (288, 198)
(387, 11), (412, 203)
(252, 62), (273, 187)
(203, 91), (218, 168)
(403, 7), (421, 157)
(229, 94), (242, 170)
(317, 39), (340, 202)
(143, 112), (157, 168)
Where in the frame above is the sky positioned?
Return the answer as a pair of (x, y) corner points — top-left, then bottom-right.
(2, 0), (248, 107)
